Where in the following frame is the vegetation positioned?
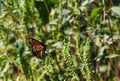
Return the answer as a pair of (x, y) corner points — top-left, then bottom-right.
(0, 0), (120, 81)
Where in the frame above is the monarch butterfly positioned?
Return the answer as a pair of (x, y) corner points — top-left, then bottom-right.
(28, 38), (46, 58)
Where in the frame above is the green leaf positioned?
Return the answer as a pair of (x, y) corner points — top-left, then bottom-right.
(94, 46), (108, 61)
(0, 55), (7, 66)
(51, 0), (59, 3)
(82, 0), (95, 6)
(89, 7), (102, 26)
(15, 39), (24, 56)
(105, 54), (120, 59)
(0, 61), (9, 77)
(111, 6), (120, 17)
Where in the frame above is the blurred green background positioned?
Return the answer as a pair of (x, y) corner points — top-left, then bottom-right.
(0, 0), (120, 81)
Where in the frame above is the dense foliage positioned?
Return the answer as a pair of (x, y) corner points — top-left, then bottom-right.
(0, 0), (120, 81)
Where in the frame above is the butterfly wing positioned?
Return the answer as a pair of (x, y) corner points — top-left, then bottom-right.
(32, 44), (45, 58)
(28, 38), (46, 58)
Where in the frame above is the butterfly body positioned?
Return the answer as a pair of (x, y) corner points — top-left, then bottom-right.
(28, 38), (46, 58)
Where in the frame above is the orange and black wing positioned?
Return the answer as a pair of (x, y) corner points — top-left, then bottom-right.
(28, 38), (46, 58)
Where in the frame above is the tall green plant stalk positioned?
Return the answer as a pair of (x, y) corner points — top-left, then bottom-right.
(62, 38), (73, 68)
(82, 38), (95, 81)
